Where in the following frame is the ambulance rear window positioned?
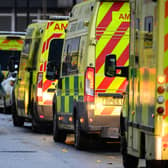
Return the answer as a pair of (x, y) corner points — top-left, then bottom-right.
(0, 50), (21, 70)
(48, 39), (64, 66)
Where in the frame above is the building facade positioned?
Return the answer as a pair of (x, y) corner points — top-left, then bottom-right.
(0, 0), (82, 32)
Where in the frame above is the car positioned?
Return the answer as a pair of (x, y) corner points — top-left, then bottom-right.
(0, 71), (17, 113)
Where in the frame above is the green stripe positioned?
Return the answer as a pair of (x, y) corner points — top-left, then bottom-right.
(74, 76), (78, 95)
(65, 96), (69, 113)
(69, 96), (73, 113)
(57, 96), (61, 112)
(69, 77), (74, 96)
(61, 96), (65, 112)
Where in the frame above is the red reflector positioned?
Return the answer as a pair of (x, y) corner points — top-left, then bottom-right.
(69, 117), (73, 122)
(80, 118), (84, 123)
(89, 118), (93, 123)
(157, 107), (164, 114)
(40, 115), (44, 119)
(157, 86), (165, 94)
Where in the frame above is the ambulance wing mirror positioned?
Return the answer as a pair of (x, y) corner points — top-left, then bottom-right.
(46, 61), (60, 80)
(104, 54), (116, 77)
(105, 54), (128, 78)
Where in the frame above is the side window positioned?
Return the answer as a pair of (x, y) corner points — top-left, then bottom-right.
(62, 37), (80, 76)
(46, 39), (64, 73)
(144, 16), (153, 32)
(48, 39), (64, 66)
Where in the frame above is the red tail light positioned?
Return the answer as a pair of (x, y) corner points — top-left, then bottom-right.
(157, 86), (165, 94)
(157, 107), (164, 114)
(36, 72), (43, 101)
(84, 67), (95, 102)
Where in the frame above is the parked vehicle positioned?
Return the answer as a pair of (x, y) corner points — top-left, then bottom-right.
(0, 32), (25, 112)
(112, 0), (168, 167)
(51, 0), (130, 149)
(12, 17), (68, 132)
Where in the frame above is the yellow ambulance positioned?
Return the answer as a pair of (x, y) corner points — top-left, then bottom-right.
(12, 17), (68, 132)
(0, 31), (25, 111)
(51, 0), (130, 149)
(0, 31), (25, 77)
(110, 0), (168, 167)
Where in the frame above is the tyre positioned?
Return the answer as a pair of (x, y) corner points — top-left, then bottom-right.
(121, 135), (139, 168)
(11, 94), (24, 127)
(53, 112), (66, 142)
(32, 116), (41, 133)
(12, 114), (24, 127)
(146, 160), (168, 168)
(122, 152), (139, 168)
(74, 118), (87, 150)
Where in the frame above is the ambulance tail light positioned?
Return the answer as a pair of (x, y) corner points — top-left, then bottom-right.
(37, 72), (43, 101)
(84, 67), (95, 102)
(157, 86), (165, 94)
(157, 107), (164, 114)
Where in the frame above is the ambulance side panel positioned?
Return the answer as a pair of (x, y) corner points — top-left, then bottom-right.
(126, 0), (168, 161)
(15, 23), (45, 118)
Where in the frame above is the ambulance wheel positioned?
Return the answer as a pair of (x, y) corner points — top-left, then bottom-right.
(32, 117), (41, 133)
(12, 114), (24, 127)
(74, 118), (87, 150)
(12, 95), (24, 127)
(121, 136), (139, 168)
(122, 152), (138, 168)
(146, 160), (168, 168)
(53, 113), (66, 142)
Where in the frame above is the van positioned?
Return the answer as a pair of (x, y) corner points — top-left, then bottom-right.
(51, 0), (130, 149)
(12, 17), (68, 132)
(119, 1), (168, 167)
(0, 32), (25, 112)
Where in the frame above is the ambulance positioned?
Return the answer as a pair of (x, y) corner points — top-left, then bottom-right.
(109, 0), (168, 167)
(51, 0), (130, 149)
(0, 31), (25, 111)
(12, 17), (68, 132)
(0, 31), (25, 77)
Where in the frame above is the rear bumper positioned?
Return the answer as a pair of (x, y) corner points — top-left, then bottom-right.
(82, 116), (120, 139)
(36, 104), (53, 121)
(77, 102), (121, 139)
